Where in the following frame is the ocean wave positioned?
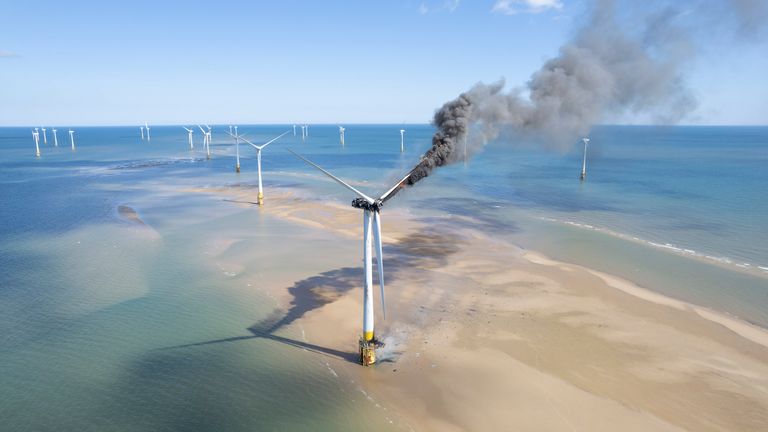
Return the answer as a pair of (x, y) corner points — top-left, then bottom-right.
(540, 217), (768, 276)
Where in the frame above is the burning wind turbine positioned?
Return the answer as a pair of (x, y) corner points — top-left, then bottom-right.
(231, 130), (290, 205)
(289, 149), (414, 366)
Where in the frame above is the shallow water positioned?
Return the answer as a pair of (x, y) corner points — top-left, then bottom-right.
(1, 124), (766, 430)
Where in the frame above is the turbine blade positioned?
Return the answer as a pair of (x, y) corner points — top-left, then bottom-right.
(197, 125), (206, 134)
(257, 130), (290, 150)
(379, 168), (416, 202)
(288, 149), (375, 203)
(373, 212), (386, 320)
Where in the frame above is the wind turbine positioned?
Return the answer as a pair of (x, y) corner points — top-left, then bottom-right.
(140, 126), (145, 140)
(197, 125), (211, 159)
(580, 137), (589, 181)
(339, 126), (345, 146)
(183, 127), (194, 149)
(52, 128), (58, 147)
(41, 127), (47, 144)
(233, 125), (240, 173)
(231, 130), (289, 205)
(205, 124), (212, 143)
(292, 124), (296, 136)
(300, 125), (306, 141)
(145, 122), (151, 141)
(399, 129), (405, 153)
(69, 129), (76, 150)
(229, 125), (233, 135)
(32, 129), (40, 157)
(289, 150), (414, 366)
(305, 124), (309, 137)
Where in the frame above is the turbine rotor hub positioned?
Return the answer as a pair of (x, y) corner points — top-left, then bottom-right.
(351, 198), (382, 212)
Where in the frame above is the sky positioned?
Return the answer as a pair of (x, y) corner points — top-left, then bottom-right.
(1, 0), (766, 126)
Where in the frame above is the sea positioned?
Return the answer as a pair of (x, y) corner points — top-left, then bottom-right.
(0, 124), (766, 431)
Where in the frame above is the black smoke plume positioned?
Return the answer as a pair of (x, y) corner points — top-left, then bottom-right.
(400, 0), (765, 188)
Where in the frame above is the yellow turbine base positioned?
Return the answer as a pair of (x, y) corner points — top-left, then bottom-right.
(359, 338), (376, 366)
(363, 331), (374, 341)
(257, 192), (264, 205)
(236, 165), (240, 173)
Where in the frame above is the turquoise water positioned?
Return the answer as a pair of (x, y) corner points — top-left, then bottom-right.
(1, 124), (767, 430)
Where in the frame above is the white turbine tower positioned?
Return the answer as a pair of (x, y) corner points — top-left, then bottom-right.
(232, 130), (289, 205)
(32, 129), (40, 157)
(290, 150), (414, 366)
(300, 125), (306, 141)
(229, 125), (233, 135)
(145, 122), (151, 141)
(69, 129), (76, 150)
(183, 127), (194, 149)
(293, 124), (296, 136)
(52, 128), (58, 147)
(580, 137), (590, 181)
(41, 127), (47, 144)
(234, 125), (240, 173)
(400, 129), (405, 153)
(305, 124), (309, 137)
(205, 124), (212, 143)
(339, 126), (345, 146)
(140, 126), (145, 140)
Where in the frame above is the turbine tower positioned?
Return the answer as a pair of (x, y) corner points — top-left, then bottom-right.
(32, 129), (40, 157)
(145, 122), (151, 141)
(339, 126), (345, 146)
(293, 124), (296, 136)
(140, 126), (145, 140)
(234, 125), (240, 173)
(41, 128), (47, 144)
(232, 130), (290, 205)
(183, 127), (194, 149)
(400, 129), (405, 153)
(52, 128), (58, 147)
(580, 137), (589, 181)
(69, 129), (76, 150)
(197, 125), (211, 159)
(290, 150), (413, 366)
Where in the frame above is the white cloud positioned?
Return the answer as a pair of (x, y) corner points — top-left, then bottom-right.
(419, 0), (461, 15)
(492, 0), (563, 15)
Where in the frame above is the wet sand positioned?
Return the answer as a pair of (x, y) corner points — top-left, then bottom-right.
(194, 184), (768, 431)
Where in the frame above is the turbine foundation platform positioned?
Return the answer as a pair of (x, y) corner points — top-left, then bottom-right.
(257, 192), (264, 206)
(359, 337), (384, 366)
(236, 164), (240, 173)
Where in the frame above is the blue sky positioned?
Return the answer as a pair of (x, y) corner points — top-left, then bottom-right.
(1, 0), (766, 126)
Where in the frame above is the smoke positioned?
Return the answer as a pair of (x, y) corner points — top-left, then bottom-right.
(402, 0), (765, 187)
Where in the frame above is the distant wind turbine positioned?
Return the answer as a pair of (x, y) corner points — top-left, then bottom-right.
(32, 129), (40, 157)
(339, 126), (345, 146)
(231, 130), (290, 205)
(140, 126), (145, 140)
(293, 124), (296, 136)
(52, 128), (58, 147)
(145, 122), (151, 141)
(69, 129), (76, 150)
(400, 129), (405, 153)
(41, 128), (48, 145)
(197, 125), (211, 159)
(580, 137), (590, 181)
(182, 127), (194, 149)
(234, 125), (240, 173)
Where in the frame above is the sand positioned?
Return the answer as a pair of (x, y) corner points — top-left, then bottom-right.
(194, 184), (768, 431)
